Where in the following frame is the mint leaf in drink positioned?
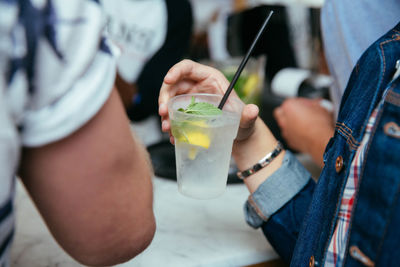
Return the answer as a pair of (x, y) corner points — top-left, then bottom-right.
(185, 102), (222, 115)
(178, 96), (222, 116)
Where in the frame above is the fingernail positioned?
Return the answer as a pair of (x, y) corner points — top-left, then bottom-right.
(162, 120), (168, 131)
(159, 103), (166, 114)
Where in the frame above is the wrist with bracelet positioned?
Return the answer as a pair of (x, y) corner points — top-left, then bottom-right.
(236, 141), (284, 180)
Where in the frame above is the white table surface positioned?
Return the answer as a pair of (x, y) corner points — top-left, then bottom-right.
(10, 177), (278, 267)
(10, 117), (321, 267)
(119, 177), (279, 267)
(10, 117), (280, 267)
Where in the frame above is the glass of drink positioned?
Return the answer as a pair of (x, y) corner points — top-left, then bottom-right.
(168, 93), (244, 199)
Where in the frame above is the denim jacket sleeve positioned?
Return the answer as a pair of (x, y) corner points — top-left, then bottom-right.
(243, 151), (315, 262)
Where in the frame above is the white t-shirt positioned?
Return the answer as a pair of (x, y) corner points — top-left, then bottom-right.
(100, 0), (167, 83)
(0, 1), (116, 265)
(321, 0), (400, 112)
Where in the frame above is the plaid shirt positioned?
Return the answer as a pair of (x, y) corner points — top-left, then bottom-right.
(324, 101), (382, 266)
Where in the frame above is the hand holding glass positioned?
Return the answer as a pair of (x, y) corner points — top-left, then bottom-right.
(168, 94), (244, 199)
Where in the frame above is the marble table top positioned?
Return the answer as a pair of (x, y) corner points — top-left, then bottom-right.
(11, 177), (278, 267)
(118, 177), (278, 267)
(10, 117), (321, 266)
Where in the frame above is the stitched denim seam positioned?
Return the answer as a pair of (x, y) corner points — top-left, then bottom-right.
(337, 127), (355, 149)
(335, 122), (351, 136)
(378, 36), (400, 89)
(386, 90), (400, 106)
(380, 41), (389, 79)
(337, 121), (353, 134)
(337, 128), (357, 151)
(335, 123), (359, 150)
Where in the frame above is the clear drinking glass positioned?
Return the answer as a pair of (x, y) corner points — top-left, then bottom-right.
(168, 93), (244, 199)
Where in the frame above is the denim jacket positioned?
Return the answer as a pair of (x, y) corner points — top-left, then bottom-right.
(244, 22), (400, 266)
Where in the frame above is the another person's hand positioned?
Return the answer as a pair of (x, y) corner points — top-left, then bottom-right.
(158, 59), (259, 145)
(273, 97), (335, 167)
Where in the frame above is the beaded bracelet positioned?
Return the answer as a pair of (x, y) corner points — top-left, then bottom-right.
(236, 141), (283, 180)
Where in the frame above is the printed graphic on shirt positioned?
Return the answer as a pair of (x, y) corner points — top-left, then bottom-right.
(101, 0), (167, 83)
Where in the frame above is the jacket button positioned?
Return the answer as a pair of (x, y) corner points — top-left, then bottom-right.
(309, 255), (315, 267)
(335, 156), (344, 173)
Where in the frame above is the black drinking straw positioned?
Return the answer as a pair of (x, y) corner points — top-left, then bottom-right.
(218, 10), (274, 109)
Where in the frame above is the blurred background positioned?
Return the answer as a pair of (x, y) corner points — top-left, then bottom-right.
(188, 0), (330, 146)
(128, 0), (330, 182)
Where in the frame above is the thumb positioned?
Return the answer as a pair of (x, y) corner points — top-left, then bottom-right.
(240, 104), (259, 128)
(236, 104), (259, 141)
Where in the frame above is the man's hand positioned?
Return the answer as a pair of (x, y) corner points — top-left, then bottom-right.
(158, 59), (259, 145)
(273, 97), (334, 167)
(158, 59), (284, 193)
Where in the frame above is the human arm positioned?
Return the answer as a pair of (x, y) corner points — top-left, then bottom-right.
(18, 88), (155, 266)
(274, 97), (335, 167)
(232, 108), (315, 263)
(158, 59), (314, 261)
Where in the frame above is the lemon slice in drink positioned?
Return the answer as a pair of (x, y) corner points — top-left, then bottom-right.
(185, 131), (210, 160)
(185, 132), (210, 160)
(174, 120), (211, 160)
(176, 120), (210, 148)
(184, 131), (210, 149)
